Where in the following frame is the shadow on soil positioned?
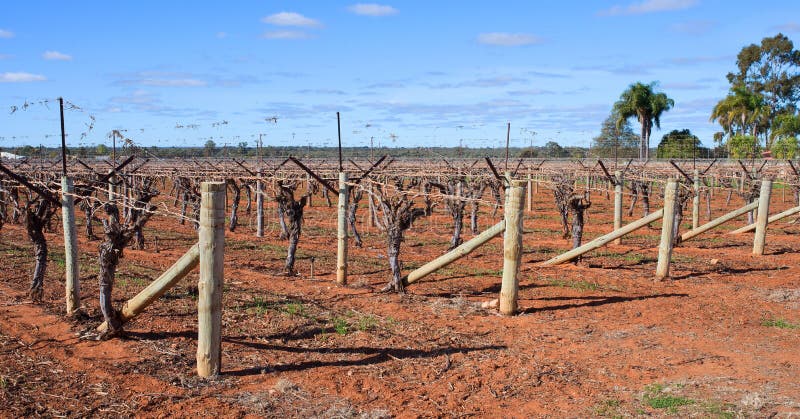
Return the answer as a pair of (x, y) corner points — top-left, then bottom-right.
(521, 293), (688, 313)
(223, 342), (506, 376)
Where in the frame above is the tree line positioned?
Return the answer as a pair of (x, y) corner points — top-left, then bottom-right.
(593, 33), (800, 160)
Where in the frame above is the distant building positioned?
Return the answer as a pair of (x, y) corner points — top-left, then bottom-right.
(0, 152), (23, 159)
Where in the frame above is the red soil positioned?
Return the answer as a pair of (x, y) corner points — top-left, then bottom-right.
(1, 185), (799, 417)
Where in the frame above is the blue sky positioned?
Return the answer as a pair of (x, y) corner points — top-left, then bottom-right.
(1, 1), (799, 150)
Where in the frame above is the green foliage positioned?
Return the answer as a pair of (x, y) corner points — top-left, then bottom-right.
(772, 136), (799, 158)
(728, 135), (761, 158)
(642, 384), (694, 412)
(771, 113), (800, 152)
(237, 141), (249, 155)
(593, 399), (623, 417)
(357, 315), (378, 332)
(727, 33), (800, 117)
(590, 110), (640, 158)
(656, 129), (708, 158)
(95, 144), (109, 155)
(248, 296), (272, 315)
(761, 318), (799, 329)
(613, 81), (674, 159)
(543, 141), (570, 158)
(283, 302), (307, 317)
(204, 140), (216, 157)
(332, 317), (348, 335)
(722, 34), (800, 149)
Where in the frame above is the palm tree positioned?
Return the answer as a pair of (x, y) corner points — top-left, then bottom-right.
(711, 86), (771, 148)
(613, 82), (674, 160)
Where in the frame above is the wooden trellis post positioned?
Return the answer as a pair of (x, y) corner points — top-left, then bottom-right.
(336, 172), (348, 285)
(500, 180), (525, 316)
(656, 180), (678, 280)
(753, 179), (772, 255)
(681, 201), (758, 242)
(197, 182), (225, 378)
(692, 169), (700, 229)
(730, 204), (800, 235)
(367, 183), (375, 228)
(526, 172), (533, 211)
(404, 220), (505, 285)
(61, 176), (80, 315)
(613, 171), (623, 245)
(256, 170), (264, 237)
(541, 209), (664, 266)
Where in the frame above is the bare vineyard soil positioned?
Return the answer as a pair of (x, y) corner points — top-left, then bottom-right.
(1, 185), (799, 417)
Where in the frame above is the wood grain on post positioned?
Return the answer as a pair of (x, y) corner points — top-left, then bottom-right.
(108, 179), (116, 203)
(197, 182), (226, 378)
(730, 204), (800, 234)
(97, 244), (200, 333)
(753, 180), (772, 255)
(367, 183), (375, 228)
(613, 171), (623, 245)
(256, 171), (264, 237)
(404, 220), (505, 285)
(336, 172), (348, 285)
(61, 177), (80, 315)
(542, 209), (664, 266)
(681, 201), (759, 242)
(692, 169), (700, 229)
(655, 180), (678, 280)
(500, 180), (525, 316)
(526, 173), (532, 212)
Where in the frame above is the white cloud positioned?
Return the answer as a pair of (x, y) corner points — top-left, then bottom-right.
(261, 12), (320, 27)
(140, 78), (206, 87)
(114, 72), (208, 87)
(670, 20), (714, 35)
(477, 32), (542, 46)
(348, 3), (398, 16)
(42, 50), (72, 61)
(262, 30), (313, 40)
(0, 72), (47, 83)
(0, 29), (13, 39)
(773, 22), (800, 33)
(599, 0), (697, 16)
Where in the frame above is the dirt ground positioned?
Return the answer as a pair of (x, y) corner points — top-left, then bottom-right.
(1, 181), (799, 417)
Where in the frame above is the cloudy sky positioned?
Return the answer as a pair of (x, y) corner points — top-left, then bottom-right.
(1, 1), (799, 150)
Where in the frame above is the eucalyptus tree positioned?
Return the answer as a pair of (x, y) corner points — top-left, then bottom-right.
(723, 33), (800, 149)
(613, 82), (674, 160)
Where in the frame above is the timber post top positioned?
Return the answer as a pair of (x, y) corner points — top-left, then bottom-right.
(201, 182), (226, 192)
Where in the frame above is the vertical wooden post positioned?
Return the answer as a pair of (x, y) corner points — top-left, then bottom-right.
(753, 179), (772, 256)
(526, 172), (532, 212)
(306, 173), (313, 207)
(782, 181), (786, 203)
(613, 171), (623, 245)
(197, 182), (225, 378)
(710, 175), (716, 198)
(61, 176), (80, 315)
(108, 180), (116, 203)
(367, 183), (375, 228)
(656, 180), (678, 280)
(256, 171), (264, 237)
(336, 172), (348, 285)
(692, 169), (700, 229)
(500, 180), (525, 316)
